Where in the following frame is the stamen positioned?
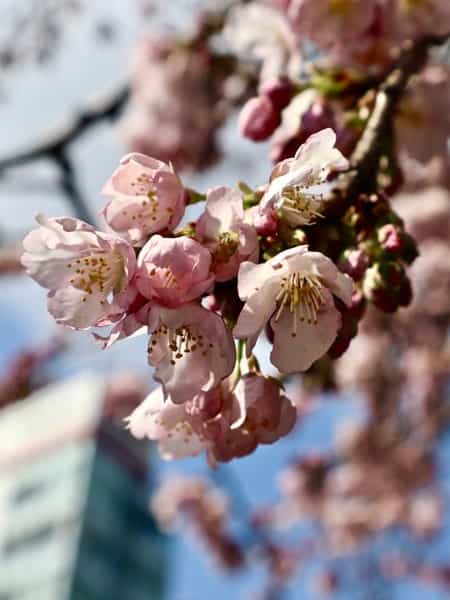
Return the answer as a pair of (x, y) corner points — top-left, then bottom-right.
(280, 185), (324, 223)
(65, 250), (124, 305)
(274, 272), (324, 335)
(149, 323), (207, 364)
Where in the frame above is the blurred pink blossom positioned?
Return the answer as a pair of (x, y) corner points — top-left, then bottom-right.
(121, 37), (226, 172)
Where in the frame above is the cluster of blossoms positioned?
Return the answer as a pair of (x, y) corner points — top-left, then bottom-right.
(121, 32), (231, 172)
(269, 0), (450, 69)
(18, 1), (450, 596)
(245, 184), (450, 589)
(22, 129), (360, 464)
(230, 1), (450, 191)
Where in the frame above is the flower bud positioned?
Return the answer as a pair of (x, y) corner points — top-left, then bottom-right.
(400, 232), (419, 265)
(378, 224), (403, 253)
(363, 264), (398, 313)
(379, 261), (405, 287)
(259, 77), (293, 111)
(338, 249), (370, 281)
(239, 96), (281, 141)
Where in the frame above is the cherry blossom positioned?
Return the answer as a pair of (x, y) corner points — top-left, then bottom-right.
(121, 36), (226, 173)
(234, 246), (353, 372)
(21, 215), (136, 329)
(102, 152), (186, 245)
(287, 0), (379, 56)
(146, 303), (235, 404)
(210, 374), (297, 463)
(223, 2), (302, 81)
(392, 0), (450, 39)
(395, 65), (450, 190)
(195, 187), (259, 282)
(126, 372), (296, 463)
(260, 128), (348, 226)
(136, 235), (214, 307)
(125, 386), (209, 460)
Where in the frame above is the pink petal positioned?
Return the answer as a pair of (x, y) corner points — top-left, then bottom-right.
(270, 289), (341, 372)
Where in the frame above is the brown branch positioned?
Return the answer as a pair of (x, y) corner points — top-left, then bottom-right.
(0, 245), (23, 276)
(0, 85), (129, 222)
(0, 85), (129, 173)
(331, 33), (450, 211)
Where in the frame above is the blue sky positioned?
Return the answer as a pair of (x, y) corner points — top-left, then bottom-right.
(1, 4), (450, 599)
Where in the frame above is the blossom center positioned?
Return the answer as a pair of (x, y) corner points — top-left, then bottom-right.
(328, 0), (352, 16)
(274, 272), (324, 336)
(120, 172), (174, 228)
(214, 231), (240, 263)
(149, 266), (179, 288)
(66, 251), (124, 303)
(400, 0), (428, 10)
(279, 185), (324, 223)
(148, 323), (212, 364)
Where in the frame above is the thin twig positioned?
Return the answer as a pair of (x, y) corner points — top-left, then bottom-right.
(331, 33), (450, 212)
(0, 85), (129, 222)
(0, 85), (128, 173)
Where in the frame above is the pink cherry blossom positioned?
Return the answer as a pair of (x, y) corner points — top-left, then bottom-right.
(287, 0), (378, 55)
(125, 386), (210, 460)
(233, 246), (353, 373)
(93, 292), (151, 349)
(146, 303), (236, 404)
(121, 37), (226, 173)
(136, 235), (214, 307)
(127, 373), (296, 462)
(223, 2), (302, 81)
(210, 374), (297, 462)
(21, 215), (136, 329)
(395, 65), (450, 190)
(260, 128), (349, 226)
(392, 0), (450, 39)
(195, 187), (259, 282)
(102, 153), (186, 245)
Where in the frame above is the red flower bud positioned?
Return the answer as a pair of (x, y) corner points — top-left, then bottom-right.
(239, 96), (281, 141)
(259, 77), (293, 111)
(378, 224), (403, 253)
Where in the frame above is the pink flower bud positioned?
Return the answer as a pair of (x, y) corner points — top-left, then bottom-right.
(239, 96), (281, 142)
(378, 224), (403, 253)
(259, 77), (293, 111)
(338, 249), (370, 281)
(363, 265), (398, 313)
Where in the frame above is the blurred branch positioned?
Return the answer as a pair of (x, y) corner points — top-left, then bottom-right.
(0, 337), (64, 410)
(0, 85), (129, 221)
(332, 32), (450, 209)
(0, 245), (22, 276)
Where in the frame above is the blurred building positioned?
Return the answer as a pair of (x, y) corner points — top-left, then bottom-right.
(0, 374), (166, 600)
